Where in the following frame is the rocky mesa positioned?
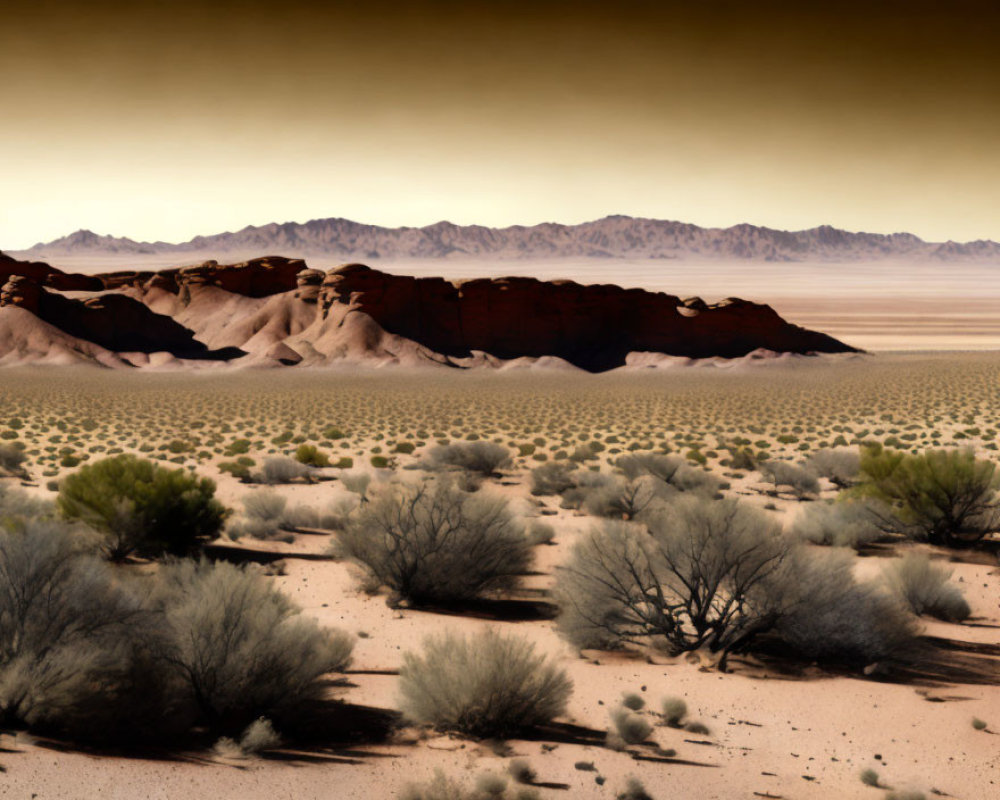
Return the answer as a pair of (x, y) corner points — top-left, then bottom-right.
(0, 253), (858, 370)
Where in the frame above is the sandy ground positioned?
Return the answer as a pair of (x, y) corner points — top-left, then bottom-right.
(1, 453), (998, 800)
(30, 254), (1000, 352)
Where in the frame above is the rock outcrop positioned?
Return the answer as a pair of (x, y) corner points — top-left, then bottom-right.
(0, 252), (859, 370)
(318, 264), (852, 371)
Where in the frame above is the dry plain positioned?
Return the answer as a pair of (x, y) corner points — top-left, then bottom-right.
(0, 353), (998, 800)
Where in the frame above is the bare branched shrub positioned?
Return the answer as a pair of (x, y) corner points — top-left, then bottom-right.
(423, 442), (512, 477)
(154, 559), (353, 731)
(398, 629), (571, 738)
(852, 446), (1000, 546)
(803, 448), (861, 489)
(760, 461), (821, 499)
(582, 475), (669, 520)
(617, 454), (719, 495)
(554, 496), (791, 661)
(790, 499), (886, 549)
(884, 553), (971, 622)
(336, 480), (532, 605)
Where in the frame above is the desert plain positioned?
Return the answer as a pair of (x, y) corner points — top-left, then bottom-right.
(0, 353), (997, 800)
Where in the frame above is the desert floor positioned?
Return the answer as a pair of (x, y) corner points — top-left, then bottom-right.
(0, 352), (997, 799)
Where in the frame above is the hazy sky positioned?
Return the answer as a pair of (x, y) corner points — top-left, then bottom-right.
(2, 0), (999, 249)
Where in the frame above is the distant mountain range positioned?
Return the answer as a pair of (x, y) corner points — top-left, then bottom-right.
(12, 216), (1000, 262)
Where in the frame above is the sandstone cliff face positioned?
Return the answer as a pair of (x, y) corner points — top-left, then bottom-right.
(318, 264), (854, 371)
(0, 252), (857, 370)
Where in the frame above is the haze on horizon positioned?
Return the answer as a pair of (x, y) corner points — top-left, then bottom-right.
(3, 0), (999, 251)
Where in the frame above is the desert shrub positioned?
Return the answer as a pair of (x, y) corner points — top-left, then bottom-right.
(760, 460), (820, 498)
(0, 442), (28, 477)
(609, 706), (652, 745)
(617, 778), (654, 800)
(852, 446), (1000, 545)
(398, 629), (571, 738)
(340, 471), (371, 501)
(529, 462), (575, 496)
(242, 489), (287, 522)
(507, 758), (536, 784)
(294, 444), (330, 467)
(622, 692), (645, 710)
(336, 480), (532, 605)
(616, 453), (719, 495)
(260, 456), (313, 485)
(402, 770), (539, 800)
(789, 499), (886, 549)
(582, 475), (669, 520)
(0, 520), (149, 734)
(219, 461), (251, 481)
(424, 442), (511, 477)
(884, 553), (971, 621)
(772, 548), (919, 664)
(661, 696), (687, 727)
(861, 768), (881, 787)
(57, 454), (226, 560)
(804, 448), (861, 488)
(238, 717), (282, 754)
(154, 559), (353, 731)
(555, 496), (791, 661)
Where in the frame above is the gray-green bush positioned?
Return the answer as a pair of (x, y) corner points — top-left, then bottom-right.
(884, 552), (971, 621)
(336, 480), (532, 605)
(424, 442), (512, 477)
(153, 559), (353, 731)
(398, 629), (571, 738)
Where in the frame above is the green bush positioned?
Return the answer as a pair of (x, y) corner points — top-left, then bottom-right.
(294, 444), (329, 467)
(336, 480), (531, 605)
(57, 455), (226, 559)
(852, 446), (1000, 545)
(398, 629), (571, 738)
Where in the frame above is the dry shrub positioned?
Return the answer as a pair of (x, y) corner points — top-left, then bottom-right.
(398, 629), (571, 738)
(884, 552), (971, 621)
(154, 559), (353, 731)
(423, 442), (512, 477)
(336, 480), (531, 605)
(790, 499), (887, 549)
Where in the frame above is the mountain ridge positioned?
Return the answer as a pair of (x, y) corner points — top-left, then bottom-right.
(0, 253), (858, 371)
(13, 216), (1000, 262)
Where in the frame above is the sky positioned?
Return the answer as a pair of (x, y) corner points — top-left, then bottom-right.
(2, 0), (999, 249)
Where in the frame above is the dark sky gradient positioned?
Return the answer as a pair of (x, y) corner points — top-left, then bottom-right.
(3, 1), (999, 248)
